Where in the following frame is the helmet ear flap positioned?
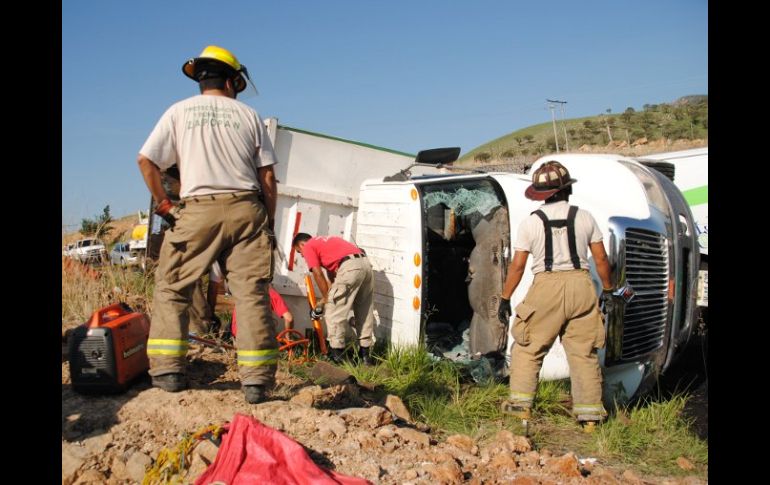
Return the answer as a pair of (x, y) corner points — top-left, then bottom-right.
(231, 74), (246, 93)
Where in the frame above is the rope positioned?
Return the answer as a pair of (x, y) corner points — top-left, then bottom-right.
(142, 423), (226, 485)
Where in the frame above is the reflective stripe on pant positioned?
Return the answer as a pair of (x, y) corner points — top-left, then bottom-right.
(324, 257), (375, 349)
(509, 269), (606, 416)
(149, 191), (277, 387)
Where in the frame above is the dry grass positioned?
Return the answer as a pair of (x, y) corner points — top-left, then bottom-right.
(61, 257), (156, 330)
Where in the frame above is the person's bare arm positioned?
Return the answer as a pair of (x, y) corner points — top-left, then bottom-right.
(282, 311), (294, 330)
(590, 241), (613, 290)
(137, 155), (169, 204)
(501, 251), (530, 299)
(310, 266), (330, 304)
(257, 165), (277, 230)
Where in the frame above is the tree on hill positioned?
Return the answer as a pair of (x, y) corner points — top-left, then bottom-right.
(80, 205), (114, 239)
(621, 107), (635, 124)
(474, 152), (492, 163)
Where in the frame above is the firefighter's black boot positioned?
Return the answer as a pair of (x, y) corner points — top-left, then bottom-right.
(152, 373), (188, 392)
(243, 385), (268, 404)
(328, 347), (346, 365)
(358, 346), (374, 366)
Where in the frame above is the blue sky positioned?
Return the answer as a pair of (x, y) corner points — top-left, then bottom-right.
(62, 0), (707, 228)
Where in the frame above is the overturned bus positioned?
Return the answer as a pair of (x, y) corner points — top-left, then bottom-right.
(353, 151), (699, 403)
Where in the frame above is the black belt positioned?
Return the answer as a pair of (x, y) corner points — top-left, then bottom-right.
(339, 253), (366, 266)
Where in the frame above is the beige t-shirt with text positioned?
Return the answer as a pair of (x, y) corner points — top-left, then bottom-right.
(140, 94), (277, 198)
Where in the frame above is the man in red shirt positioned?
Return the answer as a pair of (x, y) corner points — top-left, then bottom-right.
(230, 287), (295, 337)
(292, 233), (375, 365)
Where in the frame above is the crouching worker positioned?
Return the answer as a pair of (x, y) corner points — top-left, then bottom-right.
(497, 161), (615, 430)
(292, 233), (375, 365)
(230, 286), (295, 336)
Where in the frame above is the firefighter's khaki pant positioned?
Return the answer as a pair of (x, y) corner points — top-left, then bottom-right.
(325, 257), (375, 349)
(188, 278), (213, 335)
(509, 269), (607, 418)
(147, 191), (278, 387)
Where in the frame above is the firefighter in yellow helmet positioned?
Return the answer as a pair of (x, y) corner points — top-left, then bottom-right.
(497, 161), (615, 431)
(137, 45), (278, 404)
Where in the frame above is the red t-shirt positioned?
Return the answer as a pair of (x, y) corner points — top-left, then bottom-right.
(301, 236), (362, 273)
(269, 287), (289, 316)
(230, 287), (290, 337)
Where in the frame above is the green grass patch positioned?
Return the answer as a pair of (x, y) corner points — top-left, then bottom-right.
(533, 379), (572, 417)
(337, 345), (524, 437)
(592, 393), (708, 476)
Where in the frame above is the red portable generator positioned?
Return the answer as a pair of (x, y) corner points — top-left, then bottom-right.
(68, 303), (150, 393)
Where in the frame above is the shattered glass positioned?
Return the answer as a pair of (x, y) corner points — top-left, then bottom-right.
(441, 329), (506, 384)
(423, 186), (501, 217)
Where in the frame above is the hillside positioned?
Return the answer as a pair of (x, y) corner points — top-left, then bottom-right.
(457, 95), (708, 169)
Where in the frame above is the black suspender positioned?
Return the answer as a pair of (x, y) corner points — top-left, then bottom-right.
(531, 205), (581, 272)
(566, 206), (580, 270)
(532, 210), (554, 271)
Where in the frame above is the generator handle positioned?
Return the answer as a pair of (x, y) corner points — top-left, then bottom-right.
(88, 303), (131, 328)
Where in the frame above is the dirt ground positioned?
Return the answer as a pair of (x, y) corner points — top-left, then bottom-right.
(62, 338), (707, 485)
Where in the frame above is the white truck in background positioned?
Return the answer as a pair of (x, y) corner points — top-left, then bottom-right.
(146, 120), (700, 404)
(71, 237), (108, 264)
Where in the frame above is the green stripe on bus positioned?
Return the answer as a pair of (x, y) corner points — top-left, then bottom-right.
(682, 185), (707, 206)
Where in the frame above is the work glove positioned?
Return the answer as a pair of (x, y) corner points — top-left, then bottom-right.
(600, 288), (617, 315)
(155, 198), (177, 229)
(310, 304), (325, 320)
(497, 298), (512, 326)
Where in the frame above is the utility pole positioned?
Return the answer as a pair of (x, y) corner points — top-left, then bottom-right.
(547, 100), (560, 153)
(548, 99), (569, 151)
(556, 100), (570, 151)
(603, 108), (613, 143)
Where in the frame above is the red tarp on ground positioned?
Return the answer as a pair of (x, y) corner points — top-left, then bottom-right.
(195, 414), (372, 485)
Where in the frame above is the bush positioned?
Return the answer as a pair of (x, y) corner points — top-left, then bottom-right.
(474, 152), (492, 163)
